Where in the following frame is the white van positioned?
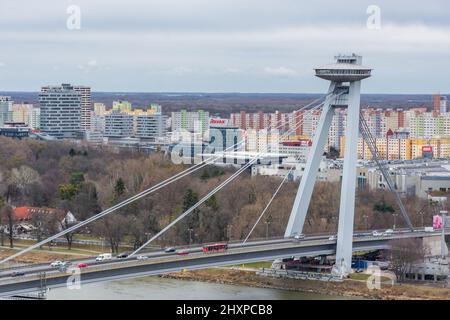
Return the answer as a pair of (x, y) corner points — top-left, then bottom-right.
(96, 253), (112, 261)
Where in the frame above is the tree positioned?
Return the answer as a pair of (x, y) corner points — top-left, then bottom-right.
(114, 178), (126, 199)
(0, 196), (5, 246)
(384, 238), (426, 282)
(59, 184), (79, 200)
(373, 201), (395, 214)
(8, 166), (40, 191)
(94, 215), (129, 254)
(70, 172), (85, 186)
(1, 205), (16, 248)
(327, 146), (340, 159)
(58, 213), (78, 250)
(30, 210), (58, 248)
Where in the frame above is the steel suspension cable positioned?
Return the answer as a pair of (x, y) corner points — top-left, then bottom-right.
(0, 96), (327, 265)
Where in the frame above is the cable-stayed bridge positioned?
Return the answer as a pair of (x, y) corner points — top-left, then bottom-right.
(1, 54), (448, 297)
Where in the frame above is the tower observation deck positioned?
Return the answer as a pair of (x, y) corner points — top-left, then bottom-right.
(315, 54), (372, 82)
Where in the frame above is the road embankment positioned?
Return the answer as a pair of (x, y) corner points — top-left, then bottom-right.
(161, 268), (450, 300)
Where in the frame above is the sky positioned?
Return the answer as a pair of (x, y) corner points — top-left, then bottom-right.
(0, 0), (449, 93)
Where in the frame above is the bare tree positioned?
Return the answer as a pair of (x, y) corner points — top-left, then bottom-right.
(384, 238), (427, 282)
(0, 196), (5, 246)
(1, 206), (16, 248)
(94, 215), (130, 254)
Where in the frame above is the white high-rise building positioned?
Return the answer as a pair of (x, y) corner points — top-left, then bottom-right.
(39, 84), (82, 139)
(135, 113), (167, 140)
(41, 84), (91, 132)
(0, 96), (13, 126)
(73, 85), (91, 131)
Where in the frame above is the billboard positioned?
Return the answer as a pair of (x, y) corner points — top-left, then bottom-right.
(422, 145), (433, 158)
(422, 146), (433, 153)
(433, 215), (443, 229)
(209, 118), (229, 127)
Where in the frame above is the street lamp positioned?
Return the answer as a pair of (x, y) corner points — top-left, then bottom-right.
(227, 224), (233, 241)
(363, 214), (369, 231)
(418, 211), (425, 228)
(187, 228), (193, 245)
(265, 220), (271, 239)
(392, 213), (398, 230)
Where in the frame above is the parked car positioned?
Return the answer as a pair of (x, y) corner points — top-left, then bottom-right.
(77, 263), (88, 268)
(176, 249), (190, 255)
(50, 260), (64, 268)
(164, 247), (176, 253)
(136, 255), (149, 260)
(116, 253), (129, 259)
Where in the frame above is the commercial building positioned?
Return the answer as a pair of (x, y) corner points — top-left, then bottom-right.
(365, 159), (450, 199)
(0, 122), (30, 139)
(39, 84), (82, 139)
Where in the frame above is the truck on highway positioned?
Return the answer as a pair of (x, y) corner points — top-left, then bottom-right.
(96, 253), (112, 261)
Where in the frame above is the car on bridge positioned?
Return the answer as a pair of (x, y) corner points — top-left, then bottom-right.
(176, 249), (190, 255)
(50, 260), (64, 268)
(372, 230), (383, 237)
(11, 271), (26, 277)
(293, 233), (305, 240)
(328, 235), (337, 241)
(96, 253), (112, 261)
(164, 247), (176, 253)
(77, 263), (88, 268)
(136, 255), (149, 260)
(116, 253), (129, 259)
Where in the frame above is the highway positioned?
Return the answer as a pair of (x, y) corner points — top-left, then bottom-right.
(0, 229), (446, 297)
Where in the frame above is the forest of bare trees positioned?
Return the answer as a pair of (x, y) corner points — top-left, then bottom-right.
(0, 137), (441, 253)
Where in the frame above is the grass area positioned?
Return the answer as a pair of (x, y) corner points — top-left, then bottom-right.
(230, 261), (273, 269)
(349, 273), (393, 283)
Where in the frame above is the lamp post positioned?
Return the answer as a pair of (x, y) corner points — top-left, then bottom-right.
(227, 224), (233, 241)
(440, 211), (448, 258)
(418, 211), (425, 228)
(392, 213), (398, 230)
(187, 228), (193, 245)
(363, 214), (369, 231)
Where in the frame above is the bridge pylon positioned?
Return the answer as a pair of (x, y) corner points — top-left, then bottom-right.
(284, 54), (372, 278)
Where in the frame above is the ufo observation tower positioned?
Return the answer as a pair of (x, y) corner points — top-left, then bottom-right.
(285, 54), (372, 277)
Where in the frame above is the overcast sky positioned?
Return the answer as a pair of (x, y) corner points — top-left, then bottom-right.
(0, 0), (449, 93)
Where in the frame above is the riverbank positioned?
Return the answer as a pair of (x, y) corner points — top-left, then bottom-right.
(162, 268), (450, 300)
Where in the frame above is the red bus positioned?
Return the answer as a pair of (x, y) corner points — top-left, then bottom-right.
(202, 242), (228, 253)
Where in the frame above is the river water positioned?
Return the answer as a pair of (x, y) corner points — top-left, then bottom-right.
(47, 276), (352, 300)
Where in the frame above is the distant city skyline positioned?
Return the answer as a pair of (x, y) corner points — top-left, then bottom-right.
(0, 0), (449, 93)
